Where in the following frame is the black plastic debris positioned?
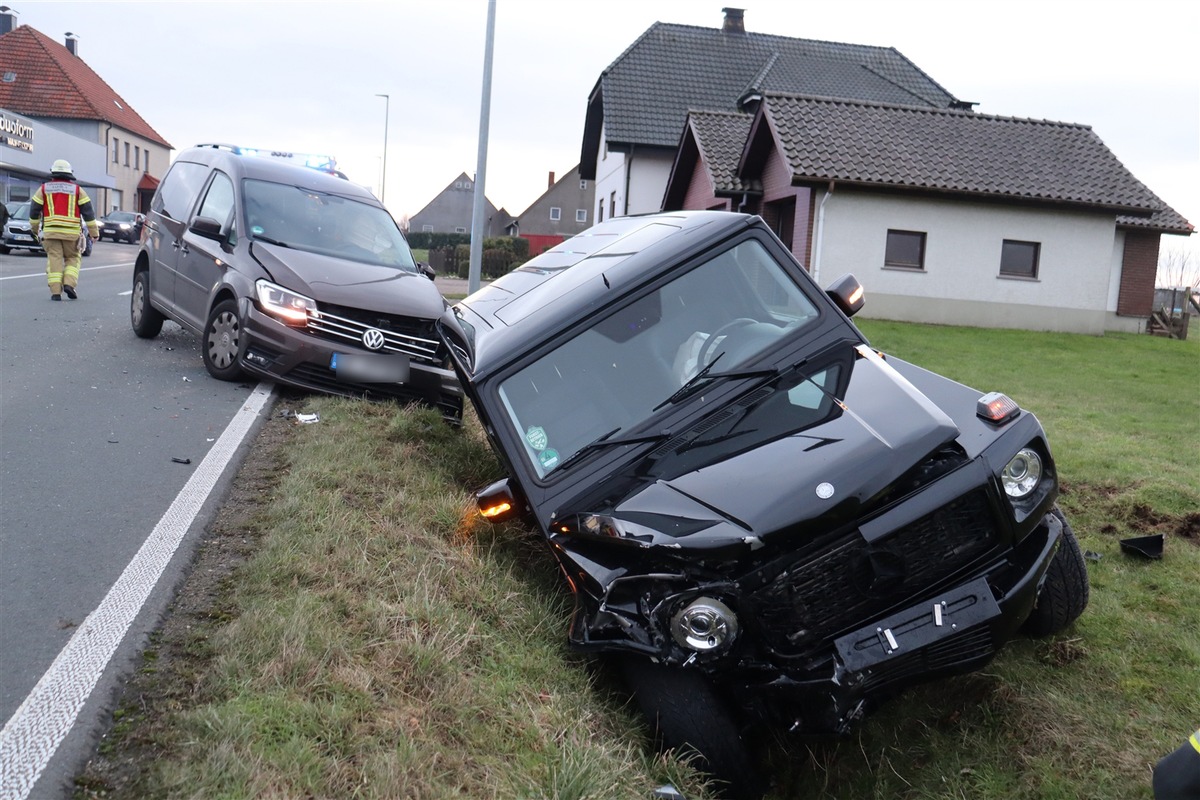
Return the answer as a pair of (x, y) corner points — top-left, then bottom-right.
(171, 457), (192, 465)
(1119, 533), (1164, 560)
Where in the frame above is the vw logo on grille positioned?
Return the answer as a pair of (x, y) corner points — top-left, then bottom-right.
(362, 328), (387, 351)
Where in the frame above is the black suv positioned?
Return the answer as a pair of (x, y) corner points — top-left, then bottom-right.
(438, 211), (1089, 798)
(130, 145), (463, 420)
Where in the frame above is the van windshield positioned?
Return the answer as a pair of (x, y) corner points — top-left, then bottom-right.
(242, 179), (417, 271)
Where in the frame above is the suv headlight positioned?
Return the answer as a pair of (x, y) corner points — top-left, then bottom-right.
(255, 279), (316, 326)
(1002, 448), (1042, 499)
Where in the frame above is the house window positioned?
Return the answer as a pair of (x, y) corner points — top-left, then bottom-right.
(550, 206), (562, 221)
(124, 142), (130, 166)
(135, 146), (140, 170)
(884, 229), (927, 270)
(598, 200), (604, 223)
(422, 224), (434, 232)
(609, 191), (616, 219)
(112, 138), (119, 163)
(144, 152), (150, 174)
(1000, 239), (1040, 278)
(576, 209), (587, 223)
(580, 179), (588, 190)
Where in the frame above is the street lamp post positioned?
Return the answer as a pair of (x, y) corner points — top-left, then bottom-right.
(375, 93), (389, 203)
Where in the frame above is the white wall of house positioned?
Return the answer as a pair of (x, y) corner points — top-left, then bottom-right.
(817, 191), (1122, 334)
(593, 127), (625, 223)
(592, 126), (677, 219)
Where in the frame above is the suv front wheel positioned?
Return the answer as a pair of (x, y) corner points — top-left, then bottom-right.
(203, 299), (247, 381)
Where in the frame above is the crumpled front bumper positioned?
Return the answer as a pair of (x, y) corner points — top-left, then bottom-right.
(728, 510), (1062, 735)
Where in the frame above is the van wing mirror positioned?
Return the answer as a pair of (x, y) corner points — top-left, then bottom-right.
(188, 216), (225, 242)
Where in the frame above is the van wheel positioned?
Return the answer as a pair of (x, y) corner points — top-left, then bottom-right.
(617, 657), (765, 800)
(1024, 505), (1090, 636)
(203, 299), (246, 381)
(131, 269), (164, 338)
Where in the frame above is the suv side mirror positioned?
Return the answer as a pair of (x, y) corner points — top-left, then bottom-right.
(417, 262), (436, 281)
(825, 273), (865, 317)
(189, 216), (225, 242)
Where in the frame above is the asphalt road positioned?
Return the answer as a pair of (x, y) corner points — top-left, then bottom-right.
(0, 241), (272, 798)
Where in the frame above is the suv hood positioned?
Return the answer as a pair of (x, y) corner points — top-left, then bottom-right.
(576, 347), (962, 548)
(252, 241), (444, 317)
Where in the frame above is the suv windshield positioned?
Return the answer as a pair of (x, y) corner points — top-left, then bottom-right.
(498, 239), (822, 477)
(106, 211), (138, 222)
(242, 179), (417, 271)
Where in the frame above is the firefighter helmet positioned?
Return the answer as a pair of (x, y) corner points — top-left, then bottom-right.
(50, 159), (73, 175)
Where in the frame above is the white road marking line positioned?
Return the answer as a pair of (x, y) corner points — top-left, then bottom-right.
(0, 263), (136, 281)
(0, 383), (274, 800)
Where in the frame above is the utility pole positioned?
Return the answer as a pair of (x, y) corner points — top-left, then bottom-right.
(468, 0), (496, 295)
(375, 93), (389, 203)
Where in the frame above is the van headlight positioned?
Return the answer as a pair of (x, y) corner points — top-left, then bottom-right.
(1002, 448), (1042, 499)
(255, 279), (315, 326)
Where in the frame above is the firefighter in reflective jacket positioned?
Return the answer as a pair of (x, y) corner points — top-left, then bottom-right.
(1155, 729), (1200, 799)
(30, 159), (99, 301)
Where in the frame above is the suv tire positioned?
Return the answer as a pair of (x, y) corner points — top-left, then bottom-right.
(1023, 505), (1090, 636)
(203, 299), (247, 381)
(617, 656), (764, 800)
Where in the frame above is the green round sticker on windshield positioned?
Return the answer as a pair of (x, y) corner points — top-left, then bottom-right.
(526, 426), (548, 451)
(539, 449), (559, 470)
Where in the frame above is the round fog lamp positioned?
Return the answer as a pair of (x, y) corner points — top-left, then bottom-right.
(671, 597), (738, 653)
(1002, 448), (1042, 499)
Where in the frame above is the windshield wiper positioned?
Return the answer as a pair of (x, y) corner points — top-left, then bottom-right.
(551, 427), (672, 474)
(652, 351), (780, 411)
(252, 234), (291, 248)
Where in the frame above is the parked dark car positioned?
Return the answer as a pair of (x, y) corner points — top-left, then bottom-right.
(1, 201), (43, 255)
(0, 200), (91, 257)
(130, 144), (463, 420)
(99, 210), (145, 243)
(438, 211), (1089, 798)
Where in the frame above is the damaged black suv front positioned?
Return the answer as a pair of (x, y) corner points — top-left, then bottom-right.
(438, 211), (1088, 798)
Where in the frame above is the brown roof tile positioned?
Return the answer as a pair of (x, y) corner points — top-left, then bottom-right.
(761, 93), (1192, 234)
(0, 25), (172, 148)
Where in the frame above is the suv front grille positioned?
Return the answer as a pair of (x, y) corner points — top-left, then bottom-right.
(307, 303), (442, 365)
(748, 488), (1000, 656)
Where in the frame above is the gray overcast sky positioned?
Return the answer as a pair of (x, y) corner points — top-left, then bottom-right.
(11, 0), (1199, 267)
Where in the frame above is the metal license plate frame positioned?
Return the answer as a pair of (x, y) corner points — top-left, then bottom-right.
(834, 576), (1000, 672)
(330, 352), (410, 384)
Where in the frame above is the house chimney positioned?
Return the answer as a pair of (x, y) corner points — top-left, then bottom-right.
(64, 31), (79, 55)
(0, 6), (17, 36)
(722, 7), (745, 33)
(548, 171), (555, 189)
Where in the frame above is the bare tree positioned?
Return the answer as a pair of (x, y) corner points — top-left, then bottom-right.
(1156, 240), (1199, 289)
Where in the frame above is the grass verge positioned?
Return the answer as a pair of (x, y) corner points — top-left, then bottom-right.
(76, 323), (1199, 799)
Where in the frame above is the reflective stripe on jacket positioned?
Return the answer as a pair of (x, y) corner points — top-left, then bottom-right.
(31, 181), (97, 237)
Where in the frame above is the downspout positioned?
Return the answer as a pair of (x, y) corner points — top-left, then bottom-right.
(812, 181), (835, 287)
(737, 192), (749, 213)
(104, 123), (112, 212)
(623, 144), (634, 216)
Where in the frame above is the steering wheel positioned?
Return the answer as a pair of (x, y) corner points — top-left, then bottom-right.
(698, 317), (759, 368)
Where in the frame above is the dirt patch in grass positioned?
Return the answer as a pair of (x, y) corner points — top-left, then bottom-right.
(74, 399), (296, 798)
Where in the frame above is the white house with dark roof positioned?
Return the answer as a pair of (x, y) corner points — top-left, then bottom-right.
(579, 7), (966, 221)
(663, 93), (1193, 334)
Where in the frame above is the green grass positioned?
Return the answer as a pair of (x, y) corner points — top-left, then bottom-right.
(77, 322), (1199, 799)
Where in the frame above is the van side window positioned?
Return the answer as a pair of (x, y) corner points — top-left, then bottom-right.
(153, 161), (210, 221)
